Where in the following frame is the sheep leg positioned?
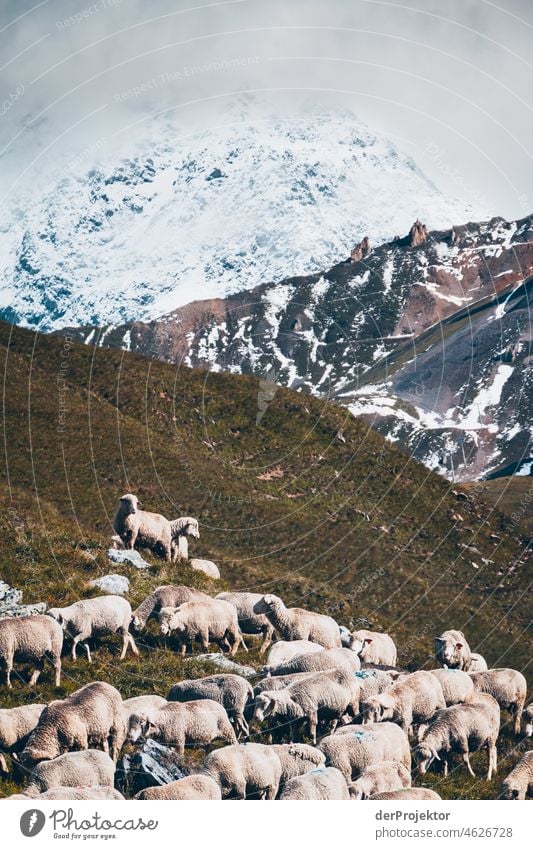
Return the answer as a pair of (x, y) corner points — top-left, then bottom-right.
(5, 655), (13, 689)
(81, 642), (92, 663)
(28, 659), (44, 686)
(199, 630), (210, 652)
(463, 751), (475, 777)
(0, 753), (8, 774)
(308, 714), (318, 745)
(236, 714), (249, 738)
(264, 783), (277, 800)
(513, 698), (525, 735)
(259, 625), (273, 655)
(128, 633), (139, 656)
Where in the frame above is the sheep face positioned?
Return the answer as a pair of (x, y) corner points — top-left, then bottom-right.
(20, 745), (59, 766)
(46, 608), (64, 626)
(348, 634), (366, 655)
(253, 594), (280, 615)
(131, 615), (143, 633)
(127, 715), (153, 743)
(435, 636), (463, 667)
(523, 707), (533, 737)
(184, 520), (200, 539)
(254, 693), (277, 723)
(119, 494), (140, 515)
(361, 694), (393, 724)
(500, 784), (522, 800)
(158, 608), (179, 636)
(349, 782), (366, 800)
(414, 744), (440, 775)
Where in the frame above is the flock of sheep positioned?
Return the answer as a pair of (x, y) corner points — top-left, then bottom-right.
(0, 494), (531, 801)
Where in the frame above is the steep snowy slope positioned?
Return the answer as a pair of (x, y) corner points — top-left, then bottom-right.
(0, 112), (481, 331)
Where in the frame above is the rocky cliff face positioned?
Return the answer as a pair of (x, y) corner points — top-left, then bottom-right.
(62, 213), (533, 481)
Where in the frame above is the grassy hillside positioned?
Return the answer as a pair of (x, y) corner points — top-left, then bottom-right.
(0, 321), (530, 799)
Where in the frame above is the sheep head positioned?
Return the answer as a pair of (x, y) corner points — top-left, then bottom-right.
(348, 780), (366, 800)
(361, 693), (393, 723)
(46, 608), (64, 626)
(414, 743), (440, 774)
(119, 494), (140, 514)
(127, 714), (156, 743)
(253, 594), (282, 615)
(158, 606), (181, 636)
(348, 632), (367, 656)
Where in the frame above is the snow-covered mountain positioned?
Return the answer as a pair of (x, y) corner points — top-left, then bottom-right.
(0, 111), (483, 331)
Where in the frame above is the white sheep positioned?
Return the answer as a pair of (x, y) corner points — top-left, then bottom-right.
(24, 749), (116, 797)
(468, 668), (527, 734)
(0, 704), (46, 773)
(270, 743), (326, 786)
(354, 669), (398, 720)
(21, 681), (125, 765)
(189, 559), (221, 579)
(429, 668), (475, 706)
(202, 742), (282, 799)
(113, 493), (172, 561)
(24, 786), (124, 800)
(279, 766), (350, 800)
(131, 584), (210, 632)
(435, 629), (473, 670)
(254, 669), (360, 744)
(215, 591), (275, 654)
(170, 516), (200, 561)
(127, 699), (237, 754)
(415, 694), (500, 780)
(349, 629), (397, 666)
(265, 639), (324, 669)
(158, 598), (244, 655)
(167, 674), (253, 738)
(0, 615), (63, 688)
(362, 671), (446, 733)
(500, 751), (533, 799)
(469, 653), (488, 672)
(253, 595), (341, 648)
(134, 775), (222, 800)
(370, 788), (442, 800)
(122, 695), (167, 726)
(523, 702), (533, 737)
(48, 595), (138, 662)
(319, 722), (411, 782)
(269, 647), (361, 677)
(349, 761), (411, 799)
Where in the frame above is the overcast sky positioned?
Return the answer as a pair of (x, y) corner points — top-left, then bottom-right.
(1, 0), (532, 219)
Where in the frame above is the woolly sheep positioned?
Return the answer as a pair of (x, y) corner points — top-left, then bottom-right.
(279, 766), (350, 800)
(270, 743), (326, 785)
(131, 584), (210, 632)
(469, 653), (488, 672)
(159, 599), (243, 655)
(202, 742), (282, 799)
(189, 559), (221, 579)
(24, 750), (116, 797)
(429, 668), (475, 706)
(253, 595), (341, 648)
(523, 702), (533, 737)
(127, 700), (237, 754)
(167, 674), (253, 738)
(319, 722), (410, 782)
(415, 694), (500, 781)
(269, 647), (361, 677)
(349, 629), (397, 666)
(370, 788), (441, 800)
(0, 615), (63, 688)
(21, 682), (125, 765)
(254, 669), (360, 744)
(122, 695), (167, 726)
(500, 751), (533, 799)
(170, 516), (200, 562)
(0, 704), (45, 773)
(469, 668), (527, 734)
(23, 787), (124, 800)
(265, 639), (324, 669)
(113, 493), (172, 561)
(354, 669), (399, 720)
(349, 761), (411, 799)
(362, 671), (446, 733)
(215, 591), (275, 654)
(48, 595), (138, 662)
(435, 629), (473, 670)
(134, 775), (222, 800)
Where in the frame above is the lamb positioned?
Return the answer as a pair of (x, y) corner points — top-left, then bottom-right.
(0, 614), (63, 688)
(254, 669), (360, 744)
(265, 639), (324, 669)
(278, 767), (350, 800)
(253, 594), (341, 648)
(21, 682), (125, 765)
(202, 742), (282, 799)
(269, 647), (361, 677)
(158, 599), (244, 655)
(435, 629), (474, 670)
(349, 761), (411, 799)
(167, 674), (253, 738)
(270, 743), (326, 785)
(113, 493), (172, 561)
(319, 722), (411, 782)
(500, 751), (533, 799)
(349, 629), (397, 666)
(468, 669), (527, 734)
(429, 668), (475, 706)
(370, 788), (442, 800)
(0, 704), (46, 773)
(131, 584), (210, 632)
(215, 591), (275, 654)
(122, 695), (167, 726)
(126, 700), (237, 754)
(415, 694), (500, 780)
(523, 702), (533, 736)
(21, 787), (124, 800)
(361, 671), (446, 733)
(134, 775), (221, 800)
(23, 750), (116, 797)
(169, 516), (200, 561)
(48, 595), (138, 662)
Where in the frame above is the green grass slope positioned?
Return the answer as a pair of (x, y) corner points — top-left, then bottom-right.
(0, 321), (530, 799)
